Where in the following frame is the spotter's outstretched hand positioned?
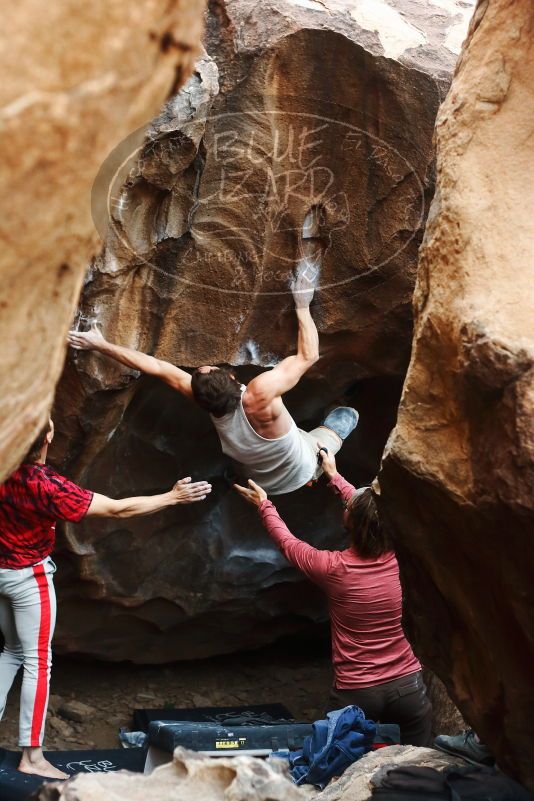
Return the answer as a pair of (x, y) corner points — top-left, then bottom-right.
(317, 442), (337, 478)
(234, 479), (268, 507)
(68, 322), (106, 351)
(172, 477), (212, 504)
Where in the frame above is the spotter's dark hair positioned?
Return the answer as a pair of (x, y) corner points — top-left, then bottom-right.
(346, 487), (392, 559)
(23, 421), (52, 463)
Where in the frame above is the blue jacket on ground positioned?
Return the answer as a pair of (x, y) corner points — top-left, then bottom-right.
(287, 705), (376, 788)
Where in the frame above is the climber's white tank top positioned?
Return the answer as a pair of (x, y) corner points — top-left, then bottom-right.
(211, 387), (316, 495)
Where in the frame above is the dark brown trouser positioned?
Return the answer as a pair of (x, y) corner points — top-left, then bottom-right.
(327, 670), (433, 747)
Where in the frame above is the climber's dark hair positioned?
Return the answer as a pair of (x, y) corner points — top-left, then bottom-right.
(346, 487), (392, 559)
(191, 367), (242, 417)
(23, 420), (52, 463)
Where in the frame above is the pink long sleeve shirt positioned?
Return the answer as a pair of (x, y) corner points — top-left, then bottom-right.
(258, 473), (421, 689)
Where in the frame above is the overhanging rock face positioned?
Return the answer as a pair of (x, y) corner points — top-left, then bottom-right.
(51, 0), (474, 662)
(0, 0), (207, 482)
(380, 0), (534, 788)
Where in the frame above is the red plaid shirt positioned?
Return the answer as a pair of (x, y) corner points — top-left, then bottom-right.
(0, 462), (93, 569)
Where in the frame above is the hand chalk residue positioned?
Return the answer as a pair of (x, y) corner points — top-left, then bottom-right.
(232, 339), (280, 367)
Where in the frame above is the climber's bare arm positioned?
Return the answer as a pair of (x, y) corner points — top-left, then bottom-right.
(68, 325), (193, 398)
(246, 304), (319, 408)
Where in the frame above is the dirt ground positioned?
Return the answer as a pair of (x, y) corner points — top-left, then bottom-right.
(0, 635), (334, 752)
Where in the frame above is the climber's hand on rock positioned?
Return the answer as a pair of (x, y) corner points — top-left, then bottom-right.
(234, 479), (268, 507)
(317, 442), (337, 478)
(291, 259), (318, 309)
(68, 322), (106, 351)
(171, 477), (212, 504)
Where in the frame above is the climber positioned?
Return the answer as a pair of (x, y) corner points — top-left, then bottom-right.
(0, 419), (211, 780)
(67, 208), (359, 495)
(234, 447), (433, 746)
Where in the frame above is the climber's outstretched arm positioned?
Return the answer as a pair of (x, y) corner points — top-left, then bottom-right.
(246, 303), (319, 407)
(68, 324), (193, 398)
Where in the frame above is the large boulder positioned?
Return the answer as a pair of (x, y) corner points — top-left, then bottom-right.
(50, 0), (474, 661)
(379, 0), (534, 788)
(0, 0), (206, 482)
(314, 745), (464, 801)
(33, 745), (464, 801)
(32, 747), (309, 801)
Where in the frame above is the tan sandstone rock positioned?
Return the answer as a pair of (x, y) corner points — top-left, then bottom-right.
(379, 0), (534, 788)
(33, 746), (309, 801)
(0, 0), (206, 481)
(423, 670), (465, 736)
(49, 0), (474, 663)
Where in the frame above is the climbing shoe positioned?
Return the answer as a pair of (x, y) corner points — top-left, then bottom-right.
(434, 730), (495, 767)
(321, 407), (359, 441)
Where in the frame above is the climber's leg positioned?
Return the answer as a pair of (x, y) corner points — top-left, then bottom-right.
(300, 407), (359, 480)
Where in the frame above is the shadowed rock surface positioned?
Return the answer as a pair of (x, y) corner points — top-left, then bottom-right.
(0, 0), (207, 482)
(50, 0), (475, 662)
(423, 670), (465, 737)
(379, 0), (534, 787)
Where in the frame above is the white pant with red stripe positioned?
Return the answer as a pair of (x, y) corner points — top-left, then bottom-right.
(0, 556), (56, 746)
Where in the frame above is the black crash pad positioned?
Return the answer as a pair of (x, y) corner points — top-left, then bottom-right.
(133, 702), (294, 733)
(147, 719), (400, 757)
(148, 718), (313, 756)
(0, 747), (145, 801)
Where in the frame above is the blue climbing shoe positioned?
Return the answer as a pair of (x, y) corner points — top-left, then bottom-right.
(434, 730), (494, 767)
(321, 407), (359, 441)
